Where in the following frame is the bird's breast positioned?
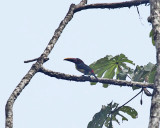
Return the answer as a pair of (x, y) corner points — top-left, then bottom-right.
(75, 65), (85, 73)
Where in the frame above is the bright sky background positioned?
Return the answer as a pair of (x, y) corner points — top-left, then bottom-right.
(0, 0), (155, 128)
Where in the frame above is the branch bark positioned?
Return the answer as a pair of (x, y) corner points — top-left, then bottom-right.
(5, 63), (40, 128)
(39, 66), (154, 89)
(148, 0), (160, 128)
(5, 4), (76, 128)
(74, 0), (149, 13)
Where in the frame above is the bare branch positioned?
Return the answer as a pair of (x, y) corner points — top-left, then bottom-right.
(5, 4), (76, 128)
(74, 0), (149, 13)
(78, 0), (87, 6)
(24, 57), (39, 63)
(24, 57), (49, 63)
(5, 0), (150, 128)
(39, 66), (154, 89)
(5, 63), (40, 128)
(41, 4), (76, 58)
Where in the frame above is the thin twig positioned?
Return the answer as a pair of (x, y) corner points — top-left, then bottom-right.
(24, 57), (49, 63)
(24, 57), (39, 63)
(103, 89), (143, 127)
(117, 89), (143, 110)
(111, 89), (143, 115)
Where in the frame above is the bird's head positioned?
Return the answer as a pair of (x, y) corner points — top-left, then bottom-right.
(64, 58), (84, 64)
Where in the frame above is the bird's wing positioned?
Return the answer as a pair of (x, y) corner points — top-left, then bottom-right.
(76, 63), (93, 74)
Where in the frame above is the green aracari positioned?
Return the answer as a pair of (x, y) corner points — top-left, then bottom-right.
(64, 58), (97, 79)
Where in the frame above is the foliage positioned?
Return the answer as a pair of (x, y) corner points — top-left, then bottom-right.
(118, 62), (156, 90)
(131, 63), (156, 90)
(149, 29), (155, 46)
(90, 54), (135, 87)
(88, 54), (155, 128)
(90, 54), (156, 89)
(87, 102), (138, 128)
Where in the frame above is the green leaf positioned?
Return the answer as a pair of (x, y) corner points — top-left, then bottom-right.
(103, 84), (109, 88)
(90, 54), (135, 87)
(87, 102), (113, 128)
(90, 55), (113, 77)
(104, 116), (112, 128)
(103, 65), (116, 79)
(148, 65), (156, 83)
(119, 106), (138, 119)
(149, 29), (155, 46)
(132, 65), (146, 82)
(111, 115), (120, 125)
(144, 62), (155, 71)
(118, 113), (128, 122)
(90, 82), (97, 85)
(111, 54), (135, 66)
(102, 65), (116, 87)
(117, 68), (128, 80)
(132, 62), (156, 84)
(88, 102), (138, 128)
(131, 66), (145, 90)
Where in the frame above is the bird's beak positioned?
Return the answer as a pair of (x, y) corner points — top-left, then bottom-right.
(64, 58), (76, 63)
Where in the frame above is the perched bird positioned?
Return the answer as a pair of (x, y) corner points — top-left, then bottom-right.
(64, 58), (97, 79)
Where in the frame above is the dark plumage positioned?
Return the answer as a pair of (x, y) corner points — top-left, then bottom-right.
(64, 58), (97, 79)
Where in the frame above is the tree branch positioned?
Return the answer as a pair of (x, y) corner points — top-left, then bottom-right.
(74, 0), (149, 13)
(39, 66), (154, 89)
(113, 89), (143, 113)
(5, 0), (151, 128)
(41, 4), (76, 58)
(78, 0), (87, 6)
(148, 0), (160, 128)
(24, 57), (39, 63)
(5, 63), (40, 128)
(24, 57), (49, 63)
(5, 3), (76, 128)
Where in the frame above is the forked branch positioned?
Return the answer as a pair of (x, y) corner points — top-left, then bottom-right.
(5, 0), (150, 128)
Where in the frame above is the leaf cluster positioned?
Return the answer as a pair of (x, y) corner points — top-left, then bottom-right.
(90, 54), (156, 89)
(88, 53), (155, 128)
(87, 102), (137, 128)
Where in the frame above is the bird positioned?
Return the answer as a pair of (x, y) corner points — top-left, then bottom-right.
(64, 58), (97, 79)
